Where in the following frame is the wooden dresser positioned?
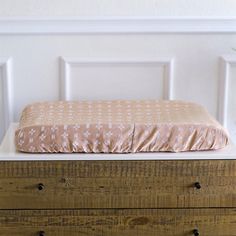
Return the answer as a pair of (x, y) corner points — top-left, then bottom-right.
(0, 160), (236, 236)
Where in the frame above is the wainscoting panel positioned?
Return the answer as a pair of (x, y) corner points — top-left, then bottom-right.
(60, 57), (174, 101)
(0, 58), (12, 142)
(219, 55), (236, 143)
(0, 18), (236, 144)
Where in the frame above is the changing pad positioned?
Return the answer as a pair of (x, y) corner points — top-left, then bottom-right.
(15, 100), (229, 153)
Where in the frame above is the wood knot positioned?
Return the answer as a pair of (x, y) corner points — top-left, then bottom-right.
(60, 177), (67, 183)
(128, 217), (150, 226)
(60, 177), (72, 187)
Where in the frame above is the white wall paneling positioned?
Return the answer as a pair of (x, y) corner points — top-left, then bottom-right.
(219, 55), (236, 126)
(60, 57), (174, 101)
(0, 18), (236, 34)
(0, 17), (235, 144)
(0, 58), (13, 142)
(219, 55), (236, 143)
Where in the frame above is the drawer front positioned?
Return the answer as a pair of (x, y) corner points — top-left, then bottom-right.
(0, 160), (236, 209)
(0, 208), (236, 236)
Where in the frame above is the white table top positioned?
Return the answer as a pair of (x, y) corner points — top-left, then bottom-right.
(0, 123), (236, 161)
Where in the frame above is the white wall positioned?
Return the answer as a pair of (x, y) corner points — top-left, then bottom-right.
(0, 0), (236, 17)
(0, 33), (235, 118)
(0, 1), (236, 144)
(0, 65), (4, 141)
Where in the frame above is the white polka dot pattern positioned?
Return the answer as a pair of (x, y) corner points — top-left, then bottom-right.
(15, 100), (229, 153)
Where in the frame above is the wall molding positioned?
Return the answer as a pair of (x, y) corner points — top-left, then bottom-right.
(0, 58), (13, 132)
(0, 17), (236, 34)
(218, 55), (236, 127)
(60, 57), (174, 100)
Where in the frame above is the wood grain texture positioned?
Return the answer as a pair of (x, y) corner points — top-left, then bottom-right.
(1, 160), (236, 235)
(0, 208), (236, 236)
(0, 160), (236, 178)
(1, 176), (236, 208)
(1, 160), (236, 209)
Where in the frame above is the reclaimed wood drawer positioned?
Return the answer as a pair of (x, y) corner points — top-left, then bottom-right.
(1, 208), (236, 236)
(0, 160), (236, 209)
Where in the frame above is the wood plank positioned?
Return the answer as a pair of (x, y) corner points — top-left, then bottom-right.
(0, 160), (235, 178)
(0, 209), (236, 236)
(1, 160), (236, 209)
(1, 176), (236, 208)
